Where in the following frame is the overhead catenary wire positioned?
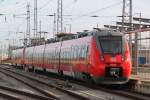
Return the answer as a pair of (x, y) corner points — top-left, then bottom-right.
(38, 0), (54, 10)
(72, 1), (123, 21)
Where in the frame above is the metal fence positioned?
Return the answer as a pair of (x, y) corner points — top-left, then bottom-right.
(131, 67), (150, 94)
(132, 67), (150, 80)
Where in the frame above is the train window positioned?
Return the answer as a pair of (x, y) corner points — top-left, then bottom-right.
(86, 45), (89, 58)
(67, 50), (69, 61)
(61, 51), (64, 63)
(51, 52), (53, 59)
(99, 36), (122, 55)
(26, 51), (31, 59)
(55, 51), (57, 60)
(63, 50), (65, 60)
(35, 52), (37, 59)
(79, 45), (86, 59)
(82, 45), (88, 58)
(54, 51), (56, 61)
(81, 47), (85, 59)
(63, 51), (65, 60)
(75, 46), (78, 59)
(36, 53), (38, 61)
(60, 51), (62, 59)
(50, 52), (52, 60)
(49, 51), (52, 63)
(30, 51), (32, 60)
(79, 46), (81, 58)
(70, 47), (73, 60)
(37, 53), (39, 60)
(77, 46), (80, 59)
(71, 46), (74, 59)
(48, 52), (50, 63)
(68, 50), (70, 62)
(38, 52), (42, 59)
(67, 50), (69, 63)
(65, 50), (67, 60)
(48, 52), (50, 60)
(68, 51), (70, 63)
(68, 50), (70, 59)
(27, 50), (29, 59)
(71, 45), (80, 59)
(74, 47), (76, 59)
(66, 50), (67, 61)
(74, 46), (77, 59)
(67, 49), (69, 60)
(27, 51), (29, 59)
(60, 51), (63, 59)
(39, 53), (42, 62)
(37, 53), (39, 62)
(34, 52), (36, 62)
(51, 51), (53, 60)
(56, 51), (59, 60)
(60, 51), (62, 63)
(64, 51), (66, 62)
(52, 51), (54, 59)
(64, 51), (66, 60)
(46, 52), (48, 63)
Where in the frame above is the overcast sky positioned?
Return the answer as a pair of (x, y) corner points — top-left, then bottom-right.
(0, 0), (149, 45)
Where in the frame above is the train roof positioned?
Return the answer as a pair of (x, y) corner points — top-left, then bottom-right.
(12, 28), (123, 50)
(92, 28), (123, 37)
(47, 29), (123, 42)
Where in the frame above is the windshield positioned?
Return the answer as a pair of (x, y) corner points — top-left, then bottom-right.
(98, 36), (122, 55)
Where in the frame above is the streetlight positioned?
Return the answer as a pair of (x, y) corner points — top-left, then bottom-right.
(47, 14), (72, 37)
(90, 15), (100, 28)
(47, 13), (57, 38)
(66, 24), (72, 33)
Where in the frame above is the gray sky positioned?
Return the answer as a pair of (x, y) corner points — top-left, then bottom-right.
(0, 0), (150, 46)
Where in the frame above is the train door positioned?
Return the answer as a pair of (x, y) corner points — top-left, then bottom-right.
(42, 44), (47, 69)
(58, 41), (63, 75)
(22, 48), (25, 65)
(31, 46), (36, 66)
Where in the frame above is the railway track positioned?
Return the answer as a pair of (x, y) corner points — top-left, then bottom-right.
(0, 85), (53, 100)
(1, 64), (150, 100)
(40, 73), (150, 100)
(0, 65), (96, 100)
(25, 67), (150, 100)
(96, 86), (150, 100)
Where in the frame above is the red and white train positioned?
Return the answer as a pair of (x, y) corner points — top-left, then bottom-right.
(10, 29), (132, 84)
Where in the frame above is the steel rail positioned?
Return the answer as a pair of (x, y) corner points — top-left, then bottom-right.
(20, 66), (150, 100)
(0, 66), (91, 100)
(96, 86), (150, 100)
(0, 69), (59, 100)
(0, 92), (22, 100)
(0, 85), (54, 100)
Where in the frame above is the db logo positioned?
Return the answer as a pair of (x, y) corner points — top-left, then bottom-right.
(111, 57), (116, 62)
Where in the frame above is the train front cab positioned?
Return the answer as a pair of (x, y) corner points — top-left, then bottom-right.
(90, 32), (132, 84)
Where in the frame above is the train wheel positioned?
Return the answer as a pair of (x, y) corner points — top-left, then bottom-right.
(84, 73), (94, 85)
(58, 70), (63, 76)
(33, 66), (35, 72)
(22, 64), (25, 70)
(43, 68), (46, 72)
(24, 65), (29, 72)
(20, 65), (24, 69)
(30, 66), (35, 72)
